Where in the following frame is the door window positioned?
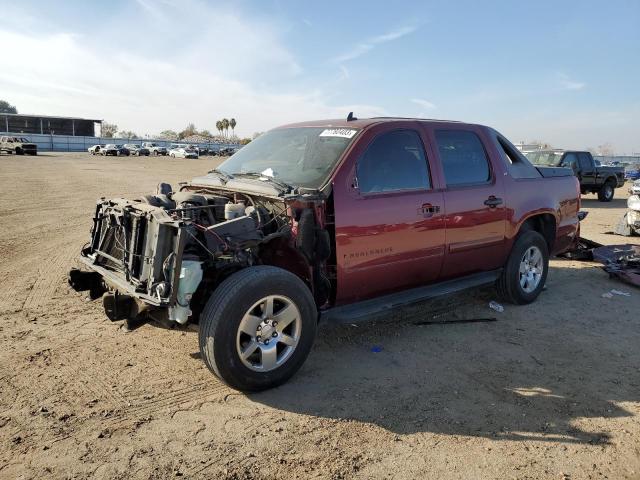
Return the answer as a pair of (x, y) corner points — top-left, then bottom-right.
(435, 130), (491, 186)
(356, 130), (431, 193)
(561, 153), (578, 169)
(578, 153), (592, 170)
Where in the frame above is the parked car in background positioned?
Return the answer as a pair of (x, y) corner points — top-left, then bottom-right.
(142, 142), (168, 156)
(0, 136), (38, 155)
(124, 144), (150, 156)
(100, 144), (129, 156)
(88, 144), (106, 155)
(216, 146), (238, 156)
(169, 146), (198, 159)
(70, 116), (581, 391)
(526, 150), (624, 202)
(624, 166), (640, 181)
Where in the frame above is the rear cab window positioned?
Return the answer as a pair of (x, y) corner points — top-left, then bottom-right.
(491, 131), (541, 180)
(434, 130), (491, 187)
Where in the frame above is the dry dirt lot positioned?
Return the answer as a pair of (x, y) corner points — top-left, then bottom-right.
(1, 152), (639, 479)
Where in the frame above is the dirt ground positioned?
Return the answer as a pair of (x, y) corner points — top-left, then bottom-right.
(1, 152), (639, 479)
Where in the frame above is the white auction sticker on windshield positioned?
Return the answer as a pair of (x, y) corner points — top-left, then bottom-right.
(319, 128), (357, 139)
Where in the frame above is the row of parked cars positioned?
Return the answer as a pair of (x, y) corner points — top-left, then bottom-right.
(87, 142), (239, 159)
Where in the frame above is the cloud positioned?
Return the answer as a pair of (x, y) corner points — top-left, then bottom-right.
(558, 73), (586, 91)
(332, 25), (417, 63)
(411, 98), (436, 110)
(0, 28), (385, 136)
(339, 65), (350, 80)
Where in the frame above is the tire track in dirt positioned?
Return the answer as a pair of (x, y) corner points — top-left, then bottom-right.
(21, 245), (78, 313)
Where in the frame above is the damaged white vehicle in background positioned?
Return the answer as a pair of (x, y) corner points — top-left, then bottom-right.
(616, 184), (640, 236)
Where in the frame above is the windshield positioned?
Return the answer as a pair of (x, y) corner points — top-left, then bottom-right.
(217, 127), (358, 188)
(525, 151), (564, 166)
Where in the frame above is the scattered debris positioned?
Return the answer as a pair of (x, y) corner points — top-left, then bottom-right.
(612, 213), (635, 236)
(561, 239), (640, 289)
(602, 292), (614, 299)
(593, 244), (640, 288)
(611, 289), (631, 296)
(413, 317), (497, 326)
(489, 301), (504, 313)
(558, 237), (603, 260)
(530, 355), (544, 366)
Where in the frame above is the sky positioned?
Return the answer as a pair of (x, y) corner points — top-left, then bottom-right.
(1, 0), (639, 152)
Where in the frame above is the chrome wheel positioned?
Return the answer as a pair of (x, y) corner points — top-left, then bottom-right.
(236, 295), (302, 372)
(604, 185), (613, 200)
(519, 246), (543, 293)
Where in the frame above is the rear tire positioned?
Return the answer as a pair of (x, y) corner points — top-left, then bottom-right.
(598, 181), (615, 202)
(199, 266), (317, 392)
(496, 230), (549, 305)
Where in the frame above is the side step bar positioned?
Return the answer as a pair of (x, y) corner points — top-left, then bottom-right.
(320, 269), (501, 325)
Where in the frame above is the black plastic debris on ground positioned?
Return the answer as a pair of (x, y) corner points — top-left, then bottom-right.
(558, 237), (603, 261)
(592, 244), (640, 288)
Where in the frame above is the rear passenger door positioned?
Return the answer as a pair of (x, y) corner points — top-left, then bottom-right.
(429, 126), (507, 279)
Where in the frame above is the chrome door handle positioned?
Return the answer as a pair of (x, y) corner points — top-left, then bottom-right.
(484, 196), (503, 208)
(419, 204), (440, 217)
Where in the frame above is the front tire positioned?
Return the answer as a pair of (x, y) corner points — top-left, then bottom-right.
(598, 181), (615, 202)
(496, 230), (549, 305)
(199, 266), (317, 392)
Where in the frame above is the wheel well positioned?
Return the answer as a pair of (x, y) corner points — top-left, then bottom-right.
(520, 214), (556, 251)
(604, 177), (616, 186)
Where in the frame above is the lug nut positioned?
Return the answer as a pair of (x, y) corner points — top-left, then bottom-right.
(272, 332), (277, 338)
(264, 339), (270, 345)
(272, 321), (278, 327)
(257, 325), (262, 331)
(257, 335), (261, 341)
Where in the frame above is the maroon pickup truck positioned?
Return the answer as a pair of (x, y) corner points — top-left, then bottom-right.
(69, 116), (580, 391)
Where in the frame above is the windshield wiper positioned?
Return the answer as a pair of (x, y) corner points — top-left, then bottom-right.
(230, 172), (293, 193)
(207, 168), (233, 184)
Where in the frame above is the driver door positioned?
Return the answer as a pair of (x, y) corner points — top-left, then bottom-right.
(333, 124), (446, 304)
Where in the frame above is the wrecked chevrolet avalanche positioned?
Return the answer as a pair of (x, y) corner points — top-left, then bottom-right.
(70, 117), (581, 391)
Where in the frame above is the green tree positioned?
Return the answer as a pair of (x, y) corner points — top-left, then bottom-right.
(222, 118), (230, 138)
(180, 123), (197, 139)
(102, 122), (118, 138)
(118, 130), (138, 139)
(0, 100), (17, 114)
(200, 129), (212, 138)
(159, 130), (179, 140)
(216, 120), (223, 137)
(230, 118), (236, 137)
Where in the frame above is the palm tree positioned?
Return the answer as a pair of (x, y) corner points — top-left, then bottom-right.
(215, 120), (223, 138)
(230, 118), (236, 138)
(222, 118), (230, 139)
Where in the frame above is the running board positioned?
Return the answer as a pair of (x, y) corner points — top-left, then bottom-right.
(320, 270), (501, 325)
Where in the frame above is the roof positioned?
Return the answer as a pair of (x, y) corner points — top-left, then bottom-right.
(0, 113), (102, 122)
(278, 116), (473, 130)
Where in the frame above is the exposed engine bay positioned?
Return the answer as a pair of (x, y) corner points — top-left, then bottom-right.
(70, 182), (333, 326)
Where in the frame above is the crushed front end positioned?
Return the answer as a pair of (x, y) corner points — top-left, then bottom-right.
(69, 183), (331, 327)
